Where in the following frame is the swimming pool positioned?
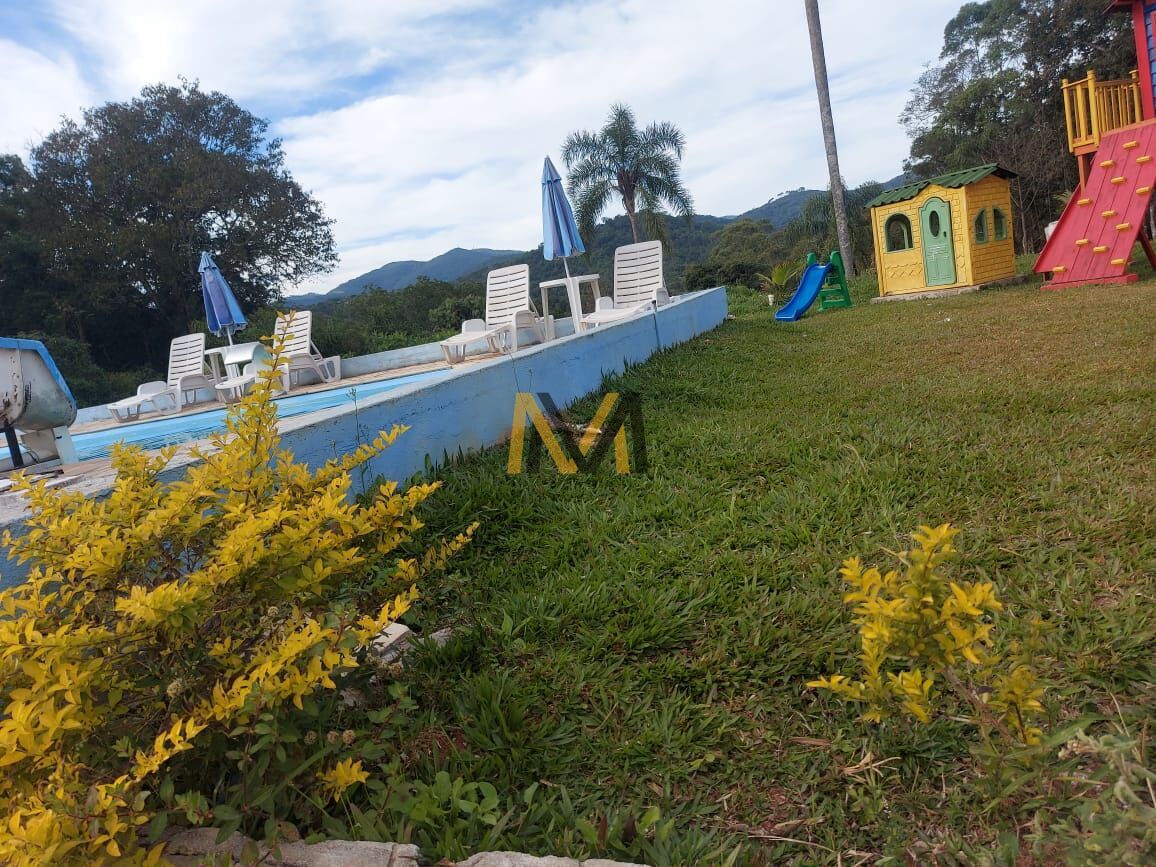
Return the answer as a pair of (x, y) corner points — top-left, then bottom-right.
(73, 369), (448, 462)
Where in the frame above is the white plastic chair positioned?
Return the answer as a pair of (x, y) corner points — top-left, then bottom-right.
(440, 264), (544, 364)
(107, 334), (218, 422)
(274, 311), (340, 389)
(579, 241), (670, 330)
(214, 357), (289, 403)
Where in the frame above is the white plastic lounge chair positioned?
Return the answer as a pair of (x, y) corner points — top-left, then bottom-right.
(440, 264), (545, 364)
(579, 241), (670, 330)
(274, 311), (340, 388)
(215, 357), (289, 403)
(107, 334), (218, 422)
(107, 381), (179, 421)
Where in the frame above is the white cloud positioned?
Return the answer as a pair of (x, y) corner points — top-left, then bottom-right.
(0, 40), (94, 155)
(278, 0), (961, 291)
(44, 0), (495, 102)
(2, 0), (964, 294)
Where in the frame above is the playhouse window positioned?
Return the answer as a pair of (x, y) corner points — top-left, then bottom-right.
(993, 208), (1008, 241)
(885, 215), (913, 251)
(974, 209), (988, 244)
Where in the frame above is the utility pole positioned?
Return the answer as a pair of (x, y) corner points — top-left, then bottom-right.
(805, 0), (854, 276)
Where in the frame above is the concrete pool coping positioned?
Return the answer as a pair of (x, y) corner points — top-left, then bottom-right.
(1, 288), (727, 584)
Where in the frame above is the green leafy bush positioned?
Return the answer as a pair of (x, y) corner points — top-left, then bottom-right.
(1039, 729), (1156, 865)
(16, 331), (153, 406)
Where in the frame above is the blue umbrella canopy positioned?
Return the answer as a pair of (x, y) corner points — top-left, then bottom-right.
(541, 156), (585, 267)
(199, 252), (247, 344)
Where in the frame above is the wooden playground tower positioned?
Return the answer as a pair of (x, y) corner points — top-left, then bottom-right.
(1036, 0), (1156, 287)
(1062, 69), (1145, 189)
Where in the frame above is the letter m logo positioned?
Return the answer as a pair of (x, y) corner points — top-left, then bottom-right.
(506, 392), (647, 475)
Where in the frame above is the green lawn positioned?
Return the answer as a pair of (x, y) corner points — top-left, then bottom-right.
(394, 278), (1156, 864)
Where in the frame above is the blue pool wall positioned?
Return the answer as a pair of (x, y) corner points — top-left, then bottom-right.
(1, 288), (725, 588)
(276, 288), (726, 488)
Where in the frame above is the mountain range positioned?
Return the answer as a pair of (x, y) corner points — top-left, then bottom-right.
(290, 247), (521, 306)
(290, 174), (911, 305)
(738, 187), (824, 224)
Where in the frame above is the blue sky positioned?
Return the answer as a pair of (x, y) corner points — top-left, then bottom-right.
(0, 0), (965, 294)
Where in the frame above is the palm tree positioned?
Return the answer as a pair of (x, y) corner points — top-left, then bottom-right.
(561, 103), (694, 246)
(804, 0), (855, 277)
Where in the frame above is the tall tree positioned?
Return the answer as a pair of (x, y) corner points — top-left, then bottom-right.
(804, 0), (854, 277)
(902, 0), (1133, 251)
(0, 155), (52, 336)
(561, 103), (694, 246)
(26, 80), (337, 369)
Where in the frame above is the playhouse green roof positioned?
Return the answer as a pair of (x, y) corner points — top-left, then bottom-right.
(867, 164), (1017, 208)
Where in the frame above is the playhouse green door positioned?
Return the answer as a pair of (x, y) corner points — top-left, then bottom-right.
(919, 198), (956, 286)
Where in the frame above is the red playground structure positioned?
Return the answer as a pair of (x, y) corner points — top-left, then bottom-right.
(1034, 1), (1156, 288)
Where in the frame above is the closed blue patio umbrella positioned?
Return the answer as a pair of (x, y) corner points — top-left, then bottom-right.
(199, 251), (247, 345)
(541, 156), (586, 320)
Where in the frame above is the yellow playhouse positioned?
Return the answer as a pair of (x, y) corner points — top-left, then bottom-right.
(867, 164), (1017, 297)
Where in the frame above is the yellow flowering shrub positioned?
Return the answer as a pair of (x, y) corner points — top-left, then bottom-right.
(809, 524), (1043, 744)
(317, 758), (371, 802)
(0, 329), (476, 865)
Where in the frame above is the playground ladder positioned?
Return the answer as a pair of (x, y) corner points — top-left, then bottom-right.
(818, 251), (852, 310)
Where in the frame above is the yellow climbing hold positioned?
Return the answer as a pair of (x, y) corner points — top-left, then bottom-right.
(1124, 140), (1139, 149)
(1137, 155), (1153, 164)
(1052, 265), (1067, 273)
(1102, 210), (1118, 218)
(1111, 176), (1126, 185)
(1093, 245), (1109, 253)
(1078, 198), (1092, 206)
(1076, 238), (1090, 246)
(1111, 258), (1127, 266)
(1138, 187), (1152, 195)
(1100, 159), (1115, 168)
(1117, 223), (1132, 230)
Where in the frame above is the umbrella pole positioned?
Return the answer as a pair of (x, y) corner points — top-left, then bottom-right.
(561, 256), (581, 322)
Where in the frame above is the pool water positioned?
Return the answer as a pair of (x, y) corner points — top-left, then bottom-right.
(74, 370), (447, 462)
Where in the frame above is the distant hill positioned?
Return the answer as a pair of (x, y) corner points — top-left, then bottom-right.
(290, 247), (521, 306)
(739, 188), (823, 226)
(739, 173), (914, 226)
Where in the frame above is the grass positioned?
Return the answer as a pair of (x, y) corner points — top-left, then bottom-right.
(389, 278), (1156, 864)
